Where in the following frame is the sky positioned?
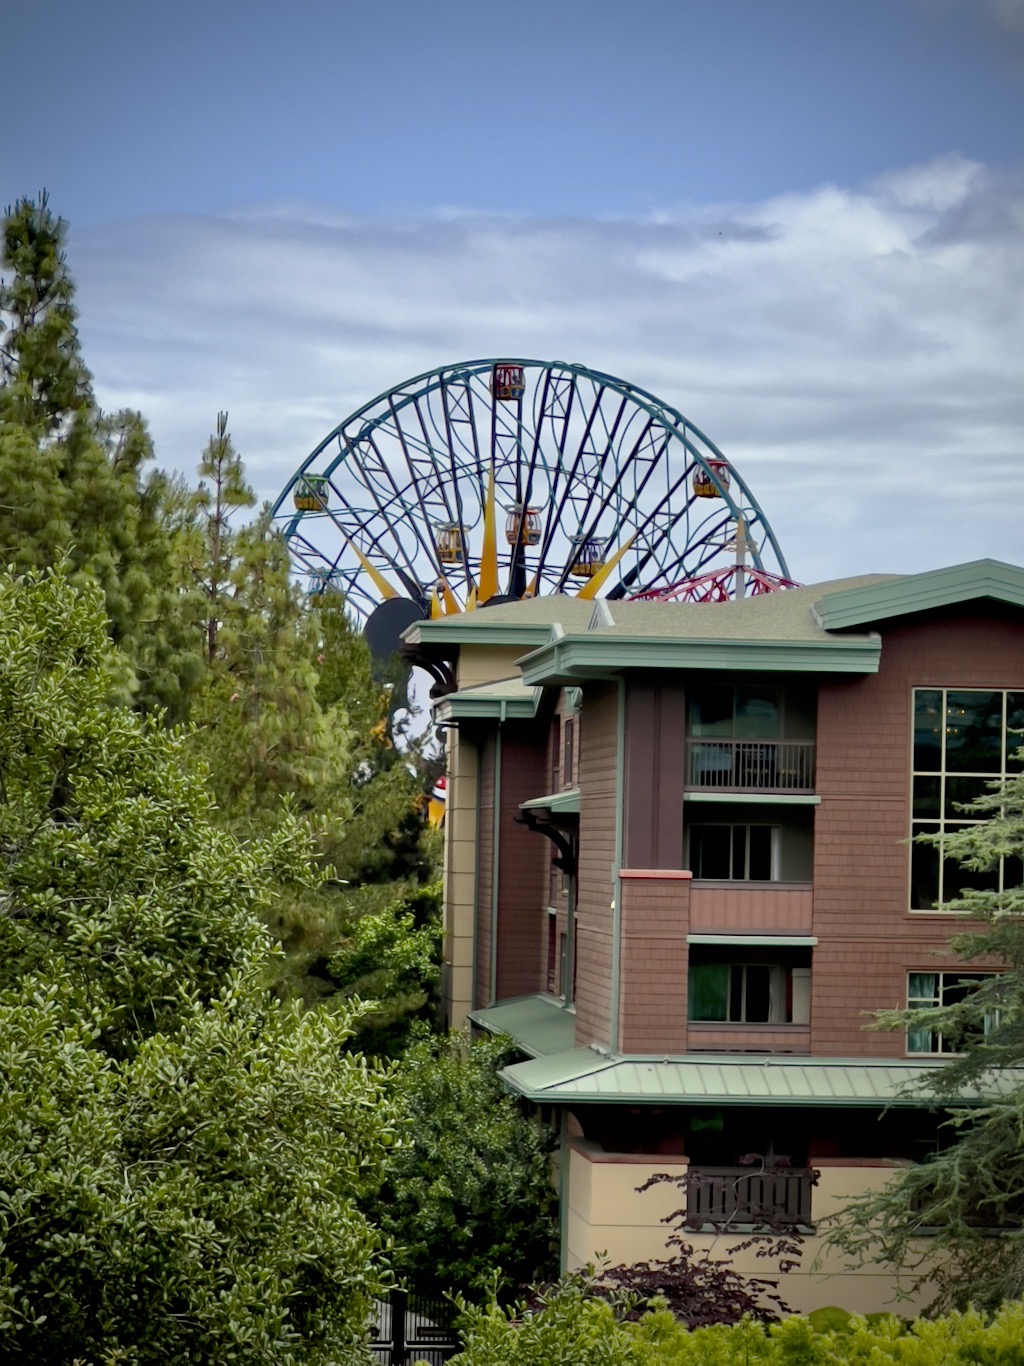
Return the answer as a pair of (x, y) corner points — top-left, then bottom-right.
(2, 0), (1023, 586)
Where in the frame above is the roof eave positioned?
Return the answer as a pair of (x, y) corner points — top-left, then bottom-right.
(815, 559), (1024, 631)
(518, 635), (882, 685)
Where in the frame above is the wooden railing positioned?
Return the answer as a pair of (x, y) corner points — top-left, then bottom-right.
(685, 1166), (815, 1227)
(686, 740), (815, 792)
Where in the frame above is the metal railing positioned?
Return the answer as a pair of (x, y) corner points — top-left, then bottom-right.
(686, 740), (815, 792)
(685, 1166), (815, 1227)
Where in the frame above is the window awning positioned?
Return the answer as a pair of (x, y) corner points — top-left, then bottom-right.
(519, 788), (580, 816)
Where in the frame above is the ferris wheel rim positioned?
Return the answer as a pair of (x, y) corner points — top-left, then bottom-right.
(274, 359), (791, 615)
(271, 357), (788, 581)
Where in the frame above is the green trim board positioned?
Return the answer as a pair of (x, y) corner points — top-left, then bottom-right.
(469, 994), (577, 1058)
(814, 559), (1024, 632)
(520, 788), (581, 815)
(499, 1050), (1018, 1106)
(404, 597), (596, 648)
(519, 634), (881, 685)
(436, 678), (541, 721)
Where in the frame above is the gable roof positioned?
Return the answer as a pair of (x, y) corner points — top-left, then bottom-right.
(814, 559), (1024, 631)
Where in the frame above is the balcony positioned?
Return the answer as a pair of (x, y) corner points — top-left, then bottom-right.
(687, 739), (815, 793)
(685, 1166), (815, 1228)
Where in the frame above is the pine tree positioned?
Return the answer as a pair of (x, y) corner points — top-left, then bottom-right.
(826, 767), (1024, 1311)
(0, 190), (92, 434)
(0, 193), (204, 718)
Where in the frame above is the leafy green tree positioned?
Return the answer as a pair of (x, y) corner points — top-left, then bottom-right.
(368, 1032), (558, 1296)
(325, 881), (442, 1057)
(0, 562), (396, 1363)
(826, 767), (1024, 1313)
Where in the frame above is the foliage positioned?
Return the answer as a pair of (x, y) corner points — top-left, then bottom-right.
(325, 881), (442, 1057)
(0, 193), (204, 719)
(824, 763), (1024, 1314)
(443, 1282), (1024, 1366)
(0, 563), (396, 1363)
(313, 591), (435, 887)
(368, 1031), (558, 1297)
(0, 189), (91, 431)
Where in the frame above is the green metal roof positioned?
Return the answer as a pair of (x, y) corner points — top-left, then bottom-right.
(499, 1051), (1011, 1106)
(469, 994), (578, 1058)
(520, 788), (580, 815)
(814, 559), (1024, 631)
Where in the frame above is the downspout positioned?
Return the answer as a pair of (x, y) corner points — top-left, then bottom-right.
(470, 731), (482, 1015)
(489, 705), (505, 1006)
(610, 677), (626, 1053)
(558, 1108), (570, 1273)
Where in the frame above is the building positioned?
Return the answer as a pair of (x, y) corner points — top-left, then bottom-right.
(403, 558), (1024, 1314)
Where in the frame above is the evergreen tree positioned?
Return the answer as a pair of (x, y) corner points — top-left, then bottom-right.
(826, 767), (1024, 1312)
(0, 193), (204, 718)
(0, 190), (92, 434)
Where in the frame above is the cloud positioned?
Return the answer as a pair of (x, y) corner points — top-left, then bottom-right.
(990, 0), (1024, 31)
(71, 154), (1024, 587)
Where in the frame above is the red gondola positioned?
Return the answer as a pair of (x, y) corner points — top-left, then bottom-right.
(490, 363), (526, 402)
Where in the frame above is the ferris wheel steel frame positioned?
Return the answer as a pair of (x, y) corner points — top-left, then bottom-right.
(272, 358), (790, 621)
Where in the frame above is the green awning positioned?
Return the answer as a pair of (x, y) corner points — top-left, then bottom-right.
(499, 1051), (1014, 1106)
(469, 994), (577, 1058)
(519, 788), (580, 816)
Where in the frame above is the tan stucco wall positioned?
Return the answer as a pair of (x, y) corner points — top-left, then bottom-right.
(456, 644), (527, 687)
(565, 1143), (935, 1317)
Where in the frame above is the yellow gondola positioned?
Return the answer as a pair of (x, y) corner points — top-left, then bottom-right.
(505, 505), (541, 546)
(435, 523), (465, 564)
(293, 474), (329, 511)
(569, 536), (605, 579)
(490, 363), (526, 401)
(692, 458), (730, 499)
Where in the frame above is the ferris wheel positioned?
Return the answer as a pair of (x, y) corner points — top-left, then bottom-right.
(271, 359), (794, 652)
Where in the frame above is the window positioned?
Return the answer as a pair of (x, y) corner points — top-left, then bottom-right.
(690, 824), (777, 880)
(906, 971), (1000, 1054)
(562, 715), (576, 789)
(689, 963), (801, 1023)
(689, 948), (811, 1025)
(911, 689), (1024, 909)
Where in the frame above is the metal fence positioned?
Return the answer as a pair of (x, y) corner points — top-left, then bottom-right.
(370, 1289), (460, 1365)
(687, 740), (816, 792)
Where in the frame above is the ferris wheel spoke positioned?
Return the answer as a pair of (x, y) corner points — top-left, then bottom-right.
(506, 367), (557, 597)
(386, 396), (455, 556)
(530, 369), (582, 575)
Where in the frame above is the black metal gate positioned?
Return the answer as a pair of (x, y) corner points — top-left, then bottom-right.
(370, 1289), (459, 1365)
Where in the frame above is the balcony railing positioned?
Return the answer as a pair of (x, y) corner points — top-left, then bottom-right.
(685, 1166), (815, 1227)
(687, 740), (815, 792)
